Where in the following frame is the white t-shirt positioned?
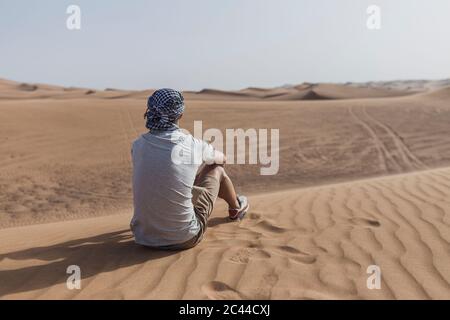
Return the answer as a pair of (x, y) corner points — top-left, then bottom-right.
(130, 129), (215, 247)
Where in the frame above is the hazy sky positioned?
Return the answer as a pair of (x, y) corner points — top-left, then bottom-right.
(1, 0), (449, 90)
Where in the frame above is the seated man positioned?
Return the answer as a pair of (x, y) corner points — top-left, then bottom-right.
(130, 88), (249, 250)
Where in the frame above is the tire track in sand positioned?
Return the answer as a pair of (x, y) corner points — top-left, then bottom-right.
(349, 105), (426, 173)
(348, 106), (394, 172)
(361, 106), (426, 171)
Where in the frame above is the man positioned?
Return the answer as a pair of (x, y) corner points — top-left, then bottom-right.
(130, 88), (249, 250)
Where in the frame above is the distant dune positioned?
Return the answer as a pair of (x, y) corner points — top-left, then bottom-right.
(419, 86), (450, 100)
(1, 77), (450, 299)
(347, 79), (450, 92)
(3, 78), (449, 101)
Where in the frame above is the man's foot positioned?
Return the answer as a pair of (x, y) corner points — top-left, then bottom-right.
(229, 195), (249, 220)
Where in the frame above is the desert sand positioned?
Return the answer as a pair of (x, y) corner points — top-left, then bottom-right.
(0, 78), (450, 299)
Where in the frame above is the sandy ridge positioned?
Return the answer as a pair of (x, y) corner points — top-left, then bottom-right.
(1, 167), (449, 299)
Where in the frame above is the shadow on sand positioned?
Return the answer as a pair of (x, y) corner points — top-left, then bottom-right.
(0, 230), (175, 296)
(0, 217), (232, 297)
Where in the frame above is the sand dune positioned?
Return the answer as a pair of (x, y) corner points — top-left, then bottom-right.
(348, 79), (450, 92)
(2, 79), (450, 227)
(1, 167), (449, 299)
(197, 83), (414, 101)
(0, 79), (138, 100)
(1, 77), (450, 299)
(0, 78), (427, 101)
(419, 86), (450, 100)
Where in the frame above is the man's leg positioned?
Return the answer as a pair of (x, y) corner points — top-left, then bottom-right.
(195, 165), (240, 209)
(160, 166), (243, 250)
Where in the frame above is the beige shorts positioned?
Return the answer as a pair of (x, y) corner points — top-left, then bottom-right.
(159, 175), (220, 250)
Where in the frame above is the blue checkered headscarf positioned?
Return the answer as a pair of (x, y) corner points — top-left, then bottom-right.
(144, 88), (185, 131)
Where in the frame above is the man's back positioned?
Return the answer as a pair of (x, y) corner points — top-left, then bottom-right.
(130, 129), (213, 247)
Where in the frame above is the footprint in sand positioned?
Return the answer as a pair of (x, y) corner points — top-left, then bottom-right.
(247, 212), (262, 220)
(241, 212), (291, 234)
(349, 217), (381, 228)
(201, 281), (244, 300)
(253, 220), (288, 234)
(226, 247), (271, 264)
(274, 245), (317, 264)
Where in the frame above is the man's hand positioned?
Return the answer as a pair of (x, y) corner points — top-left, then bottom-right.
(213, 150), (226, 165)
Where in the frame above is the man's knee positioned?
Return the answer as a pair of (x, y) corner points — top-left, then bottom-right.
(207, 164), (226, 181)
